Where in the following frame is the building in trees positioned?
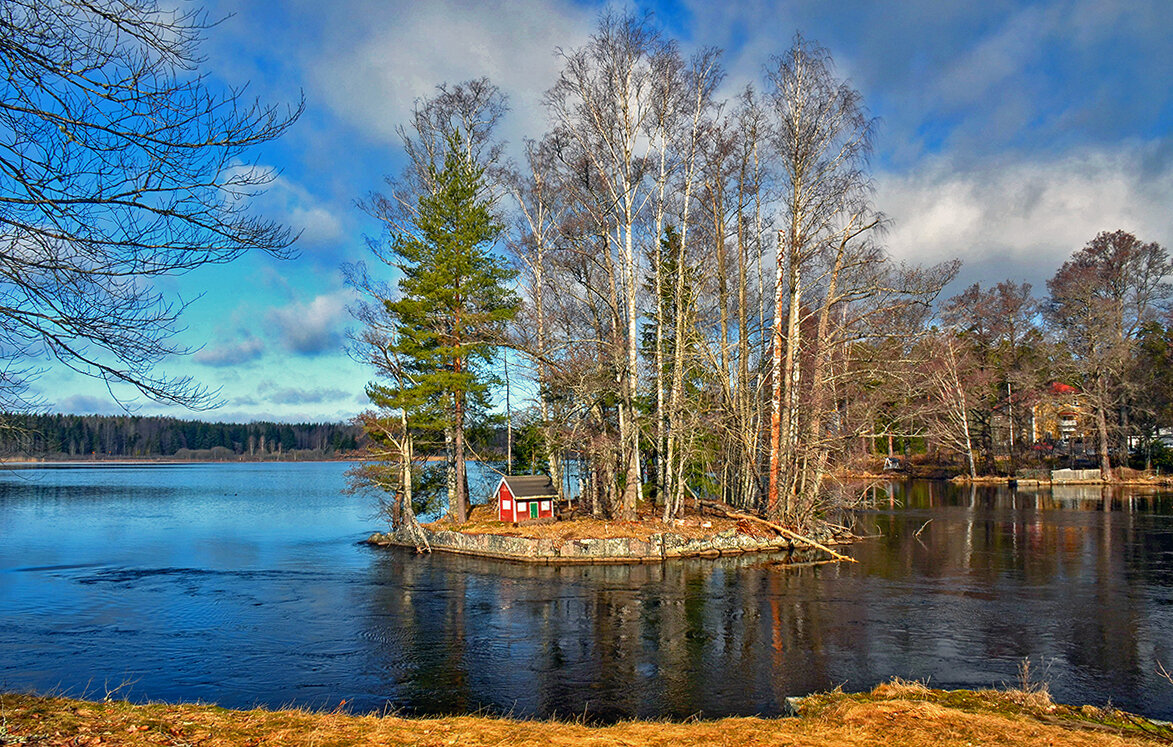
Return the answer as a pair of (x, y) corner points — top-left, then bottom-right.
(1046, 230), (1172, 476)
(1031, 382), (1096, 444)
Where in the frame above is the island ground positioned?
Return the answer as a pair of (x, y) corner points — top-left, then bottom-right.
(3, 680), (1171, 746)
(428, 502), (757, 541)
(373, 501), (855, 564)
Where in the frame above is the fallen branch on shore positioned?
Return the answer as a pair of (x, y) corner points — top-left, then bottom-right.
(699, 500), (857, 563)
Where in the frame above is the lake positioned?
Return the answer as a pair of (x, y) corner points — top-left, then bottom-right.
(1, 463), (1171, 721)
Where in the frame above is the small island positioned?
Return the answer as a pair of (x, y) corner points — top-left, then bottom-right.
(367, 474), (855, 564)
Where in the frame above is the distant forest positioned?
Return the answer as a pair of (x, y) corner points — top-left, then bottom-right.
(0, 414), (364, 460)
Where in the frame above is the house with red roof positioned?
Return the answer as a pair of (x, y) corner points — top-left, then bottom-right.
(1031, 382), (1095, 443)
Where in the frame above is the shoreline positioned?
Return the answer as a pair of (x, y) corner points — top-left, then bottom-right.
(5, 458), (1170, 487)
(840, 470), (1173, 487)
(366, 525), (844, 564)
(2, 681), (1169, 746)
(366, 503), (856, 565)
(0, 457), (356, 466)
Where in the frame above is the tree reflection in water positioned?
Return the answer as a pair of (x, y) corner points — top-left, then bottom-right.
(361, 481), (1173, 722)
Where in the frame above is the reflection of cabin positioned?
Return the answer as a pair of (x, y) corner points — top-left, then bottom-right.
(1031, 382), (1095, 442)
(495, 475), (556, 523)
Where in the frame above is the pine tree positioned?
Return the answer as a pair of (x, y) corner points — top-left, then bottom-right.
(376, 132), (518, 523)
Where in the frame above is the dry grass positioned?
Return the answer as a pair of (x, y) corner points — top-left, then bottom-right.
(427, 503), (748, 542)
(3, 681), (1170, 747)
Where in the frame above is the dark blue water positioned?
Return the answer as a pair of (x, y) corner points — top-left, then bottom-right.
(1, 464), (1171, 721)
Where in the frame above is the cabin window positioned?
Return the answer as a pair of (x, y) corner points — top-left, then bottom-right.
(501, 499), (512, 510)
(517, 502), (526, 513)
(541, 501), (551, 512)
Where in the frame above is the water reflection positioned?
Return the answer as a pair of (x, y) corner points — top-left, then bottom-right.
(1, 467), (1170, 721)
(356, 480), (1173, 721)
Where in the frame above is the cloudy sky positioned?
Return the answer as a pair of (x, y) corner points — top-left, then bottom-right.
(41, 0), (1173, 422)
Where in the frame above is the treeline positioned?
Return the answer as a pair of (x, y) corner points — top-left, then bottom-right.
(0, 414), (363, 459)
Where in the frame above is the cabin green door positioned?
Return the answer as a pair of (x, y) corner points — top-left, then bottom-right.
(529, 501), (538, 519)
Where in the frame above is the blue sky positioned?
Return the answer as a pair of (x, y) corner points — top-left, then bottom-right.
(41, 0), (1173, 422)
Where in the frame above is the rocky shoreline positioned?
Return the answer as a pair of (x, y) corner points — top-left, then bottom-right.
(366, 524), (846, 564)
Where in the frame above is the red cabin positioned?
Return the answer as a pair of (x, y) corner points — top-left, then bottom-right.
(496, 475), (557, 523)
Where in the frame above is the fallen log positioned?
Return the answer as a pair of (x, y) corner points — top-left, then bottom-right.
(699, 499), (857, 564)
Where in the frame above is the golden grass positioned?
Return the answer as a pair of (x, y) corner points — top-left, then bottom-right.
(3, 682), (1169, 747)
(427, 503), (749, 542)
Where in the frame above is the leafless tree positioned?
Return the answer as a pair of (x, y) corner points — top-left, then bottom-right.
(940, 281), (1044, 474)
(1047, 230), (1172, 477)
(764, 34), (882, 521)
(344, 267), (430, 547)
(504, 137), (568, 496)
(544, 11), (678, 519)
(0, 0), (302, 409)
(922, 332), (980, 479)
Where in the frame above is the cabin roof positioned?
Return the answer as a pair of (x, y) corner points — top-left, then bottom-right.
(499, 474), (556, 498)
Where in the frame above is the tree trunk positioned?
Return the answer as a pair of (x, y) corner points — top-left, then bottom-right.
(504, 352), (512, 475)
(445, 425), (457, 519)
(1095, 374), (1113, 479)
(767, 231), (786, 515)
(453, 389), (469, 523)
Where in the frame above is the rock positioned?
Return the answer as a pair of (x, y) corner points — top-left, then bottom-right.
(370, 522), (842, 565)
(782, 696), (804, 717)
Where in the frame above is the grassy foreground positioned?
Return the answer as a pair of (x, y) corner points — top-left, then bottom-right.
(3, 681), (1172, 746)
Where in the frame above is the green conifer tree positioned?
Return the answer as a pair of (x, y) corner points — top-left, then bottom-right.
(379, 132), (518, 523)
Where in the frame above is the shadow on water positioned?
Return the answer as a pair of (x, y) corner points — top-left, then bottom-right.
(0, 465), (1171, 722)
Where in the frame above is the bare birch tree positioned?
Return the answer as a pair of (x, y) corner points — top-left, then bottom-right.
(922, 332), (979, 479)
(764, 35), (882, 521)
(544, 12), (677, 519)
(505, 138), (568, 496)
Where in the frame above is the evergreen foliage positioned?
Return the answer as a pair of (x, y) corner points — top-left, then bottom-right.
(352, 131), (519, 523)
(383, 133), (518, 426)
(0, 413), (361, 458)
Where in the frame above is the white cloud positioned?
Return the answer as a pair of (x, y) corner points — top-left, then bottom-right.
(218, 162), (344, 253)
(289, 203), (344, 247)
(266, 291), (352, 355)
(876, 141), (1173, 287)
(53, 394), (125, 415)
(265, 386), (352, 405)
(302, 0), (594, 147)
(194, 335), (265, 367)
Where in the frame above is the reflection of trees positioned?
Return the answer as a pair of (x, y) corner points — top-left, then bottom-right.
(853, 481), (1164, 705)
(364, 550), (474, 714)
(361, 549), (845, 720)
(358, 486), (1173, 720)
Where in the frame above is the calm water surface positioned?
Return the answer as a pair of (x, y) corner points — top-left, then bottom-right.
(1, 463), (1171, 721)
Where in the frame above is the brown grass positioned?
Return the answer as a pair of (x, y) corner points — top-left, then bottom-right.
(3, 681), (1169, 747)
(427, 503), (747, 542)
